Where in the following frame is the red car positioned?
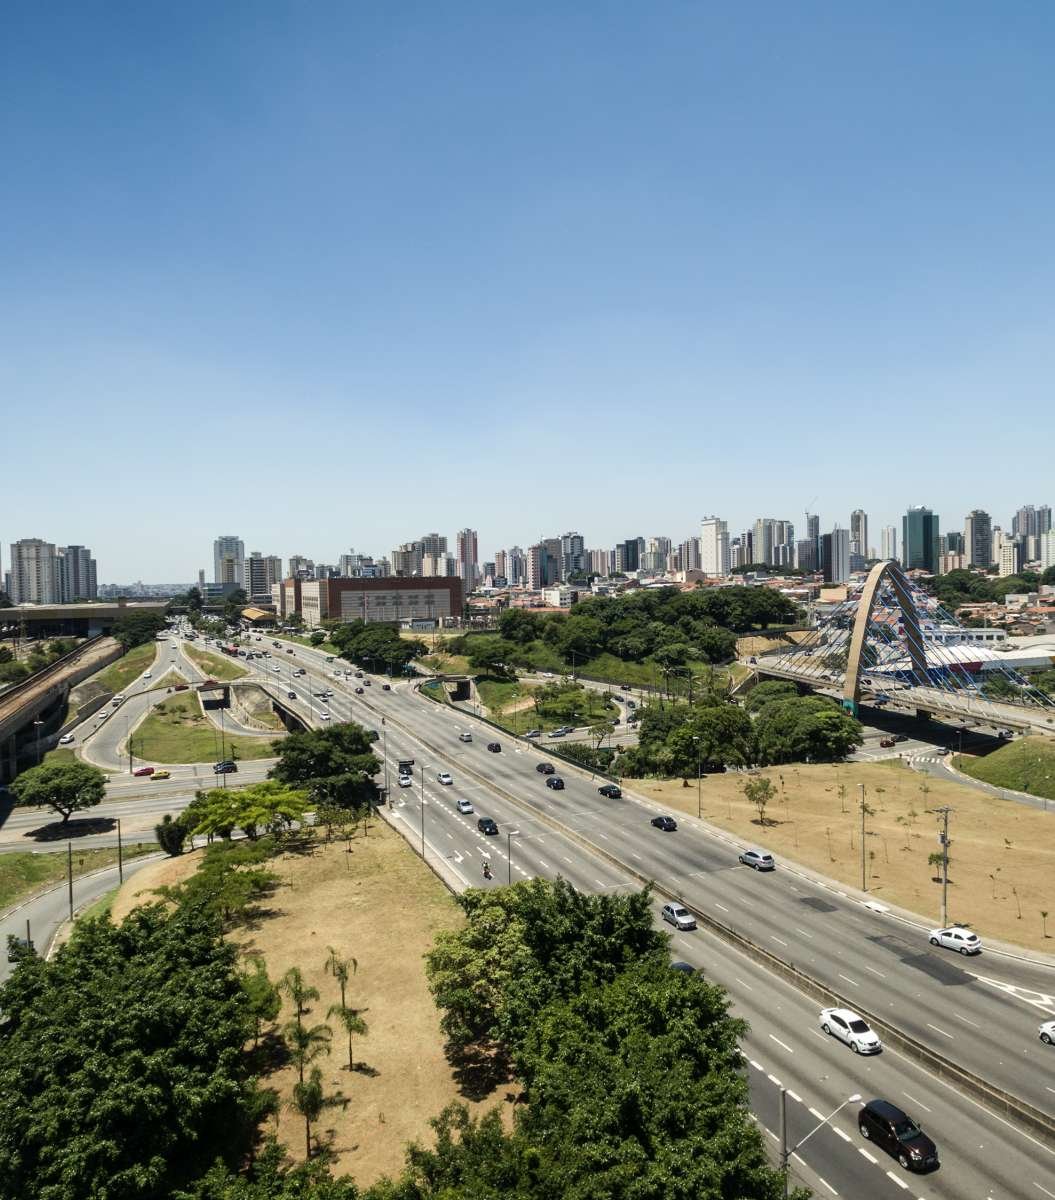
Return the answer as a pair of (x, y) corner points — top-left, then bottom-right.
(174, 683), (189, 691)
(132, 766), (155, 777)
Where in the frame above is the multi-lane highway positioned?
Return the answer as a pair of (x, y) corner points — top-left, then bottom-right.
(4, 627), (1054, 1197)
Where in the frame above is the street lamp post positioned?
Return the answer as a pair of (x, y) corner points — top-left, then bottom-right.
(33, 719), (44, 766)
(506, 828), (521, 885)
(116, 817), (124, 883)
(692, 735), (702, 819)
(779, 1090), (861, 1197)
(419, 764), (427, 859)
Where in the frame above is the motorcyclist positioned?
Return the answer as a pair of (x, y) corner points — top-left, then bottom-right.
(482, 861), (493, 881)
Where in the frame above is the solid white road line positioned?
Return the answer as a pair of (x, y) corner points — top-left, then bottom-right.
(734, 977), (754, 991)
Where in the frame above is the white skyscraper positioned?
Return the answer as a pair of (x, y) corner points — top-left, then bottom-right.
(880, 526), (897, 560)
(700, 517), (730, 576)
(213, 536), (245, 586)
(8, 538), (61, 604)
(456, 528), (478, 594)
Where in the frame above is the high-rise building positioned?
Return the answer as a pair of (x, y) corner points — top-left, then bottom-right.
(494, 550), (507, 581)
(243, 552), (283, 597)
(213, 536), (245, 586)
(700, 517), (729, 576)
(1013, 505), (1039, 539)
(849, 510), (868, 561)
(422, 552), (457, 576)
(507, 546), (525, 586)
(420, 532), (447, 558)
(560, 531), (586, 578)
(8, 538), (61, 604)
(964, 510), (992, 568)
(288, 555), (314, 579)
(587, 548), (610, 576)
(999, 541), (1024, 577)
(880, 526), (897, 560)
(945, 531), (964, 555)
(901, 507), (939, 573)
(526, 544), (544, 590)
(642, 536), (671, 574)
(822, 528), (851, 583)
(1039, 530), (1055, 570)
(795, 539), (818, 572)
(391, 542), (422, 577)
(752, 519), (795, 567)
(58, 544), (98, 601)
(456, 528), (478, 593)
(679, 537), (701, 572)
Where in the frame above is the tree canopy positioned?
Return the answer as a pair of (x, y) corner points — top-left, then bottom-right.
(269, 722), (380, 809)
(327, 621), (426, 675)
(11, 759), (107, 823)
(112, 610), (168, 650)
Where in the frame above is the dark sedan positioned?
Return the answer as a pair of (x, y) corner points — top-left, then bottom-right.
(477, 817), (499, 835)
(545, 776), (565, 790)
(535, 762), (555, 774)
(599, 784), (622, 798)
(651, 815), (677, 832)
(487, 742), (501, 753)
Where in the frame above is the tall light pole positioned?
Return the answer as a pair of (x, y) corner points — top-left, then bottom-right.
(780, 1089), (861, 1198)
(419, 764), (428, 859)
(933, 805), (953, 926)
(382, 723), (389, 801)
(33, 719), (44, 766)
(506, 828), (521, 885)
(692, 735), (702, 819)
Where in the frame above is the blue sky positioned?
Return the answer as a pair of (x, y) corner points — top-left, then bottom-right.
(2, 2), (1053, 580)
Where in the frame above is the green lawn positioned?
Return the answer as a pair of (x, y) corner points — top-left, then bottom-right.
(132, 693), (280, 764)
(420, 680), (450, 705)
(0, 844), (159, 912)
(955, 736), (1055, 801)
(273, 632), (341, 654)
(94, 643), (157, 694)
(421, 652), (473, 675)
(183, 645), (249, 681)
(41, 746), (78, 766)
(479, 677), (619, 735)
(77, 886), (121, 922)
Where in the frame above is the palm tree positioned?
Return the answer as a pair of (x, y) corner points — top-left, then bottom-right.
(278, 966), (320, 1030)
(328, 1003), (369, 1071)
(325, 947), (357, 1011)
(289, 1066), (347, 1160)
(283, 1018), (332, 1083)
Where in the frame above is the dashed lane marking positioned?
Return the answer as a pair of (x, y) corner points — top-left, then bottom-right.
(817, 1176), (838, 1195)
(858, 1148), (878, 1164)
(768, 1034), (794, 1054)
(767, 1074), (782, 1087)
(809, 1107), (825, 1121)
(838, 973), (859, 988)
(833, 1127), (851, 1143)
(901, 1092), (930, 1113)
(786, 1089), (802, 1103)
(926, 1022), (954, 1040)
(885, 1170), (908, 1190)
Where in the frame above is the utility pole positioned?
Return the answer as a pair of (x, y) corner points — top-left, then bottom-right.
(419, 764), (427, 859)
(935, 805), (953, 926)
(117, 817), (124, 883)
(67, 841), (74, 920)
(859, 783), (867, 892)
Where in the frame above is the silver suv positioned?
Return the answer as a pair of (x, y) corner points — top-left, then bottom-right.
(661, 903), (697, 931)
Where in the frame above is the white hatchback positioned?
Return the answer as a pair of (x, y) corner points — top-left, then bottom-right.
(928, 926), (982, 955)
(456, 798), (474, 814)
(820, 1007), (882, 1054)
(437, 771), (453, 785)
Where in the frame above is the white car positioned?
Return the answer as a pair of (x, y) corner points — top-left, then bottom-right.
(397, 774), (413, 788)
(437, 771), (453, 785)
(319, 711), (331, 721)
(58, 733), (75, 745)
(458, 732), (472, 743)
(661, 903), (697, 931)
(143, 671), (152, 679)
(928, 926), (982, 955)
(820, 1007), (882, 1054)
(1040, 1021), (1055, 1046)
(456, 798), (474, 814)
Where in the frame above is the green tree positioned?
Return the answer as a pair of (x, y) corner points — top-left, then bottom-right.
(279, 965), (320, 1030)
(283, 1020), (333, 1085)
(156, 811), (189, 856)
(240, 956), (281, 1047)
(11, 759), (106, 824)
(328, 1004), (369, 1071)
(270, 723), (380, 810)
(325, 947), (357, 1011)
(112, 609), (168, 650)
(744, 679), (800, 713)
(0, 904), (266, 1199)
(466, 635), (519, 678)
(753, 695), (862, 764)
(289, 1067), (346, 1161)
(742, 775), (776, 825)
(309, 630), (327, 646)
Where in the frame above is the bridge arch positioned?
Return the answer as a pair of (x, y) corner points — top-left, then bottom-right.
(842, 559), (928, 713)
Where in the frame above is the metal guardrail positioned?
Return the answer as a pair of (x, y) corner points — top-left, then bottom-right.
(401, 680), (1055, 1147)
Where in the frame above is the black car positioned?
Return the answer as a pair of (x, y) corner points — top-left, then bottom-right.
(536, 762), (555, 774)
(893, 733), (908, 743)
(213, 760), (238, 774)
(858, 1099), (938, 1172)
(477, 817), (499, 835)
(487, 742), (501, 753)
(650, 815), (677, 832)
(355, 686), (365, 694)
(599, 784), (622, 798)
(669, 961), (696, 975)
(381, 683), (391, 690)
(546, 776), (565, 790)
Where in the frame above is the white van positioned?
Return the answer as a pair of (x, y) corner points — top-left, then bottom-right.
(112, 694), (125, 707)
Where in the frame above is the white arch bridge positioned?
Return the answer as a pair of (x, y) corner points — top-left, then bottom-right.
(753, 560), (1055, 737)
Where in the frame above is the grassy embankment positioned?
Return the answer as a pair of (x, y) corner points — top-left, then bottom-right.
(476, 676), (619, 733)
(93, 643), (157, 695)
(954, 736), (1055, 802)
(107, 820), (487, 1187)
(632, 758), (1055, 951)
(183, 645), (249, 682)
(132, 692), (279, 764)
(0, 844), (159, 912)
(273, 632), (342, 655)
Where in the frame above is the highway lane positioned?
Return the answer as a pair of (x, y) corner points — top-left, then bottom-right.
(288, 650), (1055, 1127)
(0, 851), (164, 985)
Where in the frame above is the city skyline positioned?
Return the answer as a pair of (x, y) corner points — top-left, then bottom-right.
(4, 6), (1054, 579)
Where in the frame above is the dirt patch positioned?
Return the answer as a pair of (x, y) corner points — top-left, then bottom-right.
(109, 849), (205, 923)
(632, 759), (1055, 951)
(229, 823), (510, 1185)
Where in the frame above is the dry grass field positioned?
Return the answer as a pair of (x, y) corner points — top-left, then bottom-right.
(107, 820), (507, 1187)
(632, 759), (1055, 951)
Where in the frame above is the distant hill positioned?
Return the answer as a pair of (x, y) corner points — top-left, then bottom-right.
(957, 736), (1055, 802)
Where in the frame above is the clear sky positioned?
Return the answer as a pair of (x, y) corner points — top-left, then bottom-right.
(2, 2), (1053, 580)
